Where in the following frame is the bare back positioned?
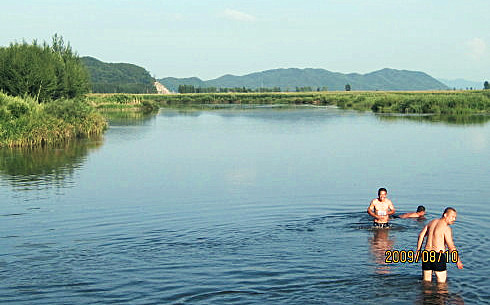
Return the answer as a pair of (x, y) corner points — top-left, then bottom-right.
(423, 219), (450, 252)
(418, 214), (458, 254)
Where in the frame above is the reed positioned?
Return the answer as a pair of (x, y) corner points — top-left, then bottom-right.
(87, 90), (490, 115)
(86, 93), (159, 113)
(0, 92), (107, 148)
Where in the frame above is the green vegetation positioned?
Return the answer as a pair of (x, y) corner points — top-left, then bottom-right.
(177, 84), (283, 93)
(81, 56), (156, 93)
(0, 92), (107, 147)
(135, 92), (332, 106)
(88, 90), (490, 116)
(485, 81), (489, 90)
(378, 114), (490, 125)
(0, 34), (90, 103)
(0, 36), (109, 147)
(86, 93), (159, 113)
(350, 91), (490, 115)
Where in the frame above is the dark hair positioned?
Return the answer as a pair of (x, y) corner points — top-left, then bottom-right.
(417, 205), (425, 212)
(443, 207), (456, 216)
(378, 188), (387, 195)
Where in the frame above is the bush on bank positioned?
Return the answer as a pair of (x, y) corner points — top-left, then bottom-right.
(0, 35), (90, 103)
(85, 94), (159, 113)
(0, 92), (107, 147)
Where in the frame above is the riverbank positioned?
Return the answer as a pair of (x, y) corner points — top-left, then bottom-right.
(85, 93), (160, 113)
(88, 90), (490, 115)
(3, 90), (488, 147)
(0, 92), (107, 148)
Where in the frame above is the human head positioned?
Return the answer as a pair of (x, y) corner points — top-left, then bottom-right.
(442, 207), (457, 224)
(378, 188), (387, 196)
(377, 188), (387, 201)
(417, 205), (426, 215)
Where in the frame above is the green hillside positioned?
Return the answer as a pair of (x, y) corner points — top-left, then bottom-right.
(159, 68), (449, 92)
(81, 56), (156, 93)
(157, 77), (206, 92)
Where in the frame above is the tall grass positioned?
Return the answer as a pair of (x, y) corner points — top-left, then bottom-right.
(86, 93), (159, 113)
(0, 92), (107, 147)
(87, 90), (490, 115)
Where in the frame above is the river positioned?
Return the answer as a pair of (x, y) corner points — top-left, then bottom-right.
(1, 106), (489, 304)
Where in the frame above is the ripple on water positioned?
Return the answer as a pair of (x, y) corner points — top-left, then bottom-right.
(1, 210), (488, 304)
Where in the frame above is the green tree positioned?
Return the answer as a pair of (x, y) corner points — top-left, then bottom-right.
(345, 84), (351, 91)
(81, 56), (156, 93)
(484, 81), (489, 90)
(0, 34), (90, 102)
(178, 84), (195, 93)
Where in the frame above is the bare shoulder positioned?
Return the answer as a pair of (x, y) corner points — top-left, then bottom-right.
(444, 224), (453, 234)
(428, 218), (438, 227)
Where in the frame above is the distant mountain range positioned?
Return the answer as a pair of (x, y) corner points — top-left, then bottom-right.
(437, 78), (484, 90)
(159, 68), (450, 92)
(81, 57), (476, 93)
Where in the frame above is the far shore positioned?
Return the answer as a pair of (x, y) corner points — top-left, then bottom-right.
(87, 90), (490, 115)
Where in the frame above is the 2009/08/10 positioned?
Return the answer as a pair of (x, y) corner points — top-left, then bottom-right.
(384, 250), (459, 263)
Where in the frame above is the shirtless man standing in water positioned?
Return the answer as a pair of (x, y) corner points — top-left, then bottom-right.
(417, 207), (464, 283)
(367, 188), (396, 228)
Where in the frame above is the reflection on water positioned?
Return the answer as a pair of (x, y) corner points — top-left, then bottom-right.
(101, 110), (158, 126)
(369, 228), (395, 274)
(377, 113), (490, 125)
(0, 137), (102, 190)
(416, 281), (465, 305)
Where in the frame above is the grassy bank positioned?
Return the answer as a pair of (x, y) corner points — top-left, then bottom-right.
(335, 90), (490, 114)
(0, 92), (107, 148)
(85, 93), (160, 113)
(88, 90), (490, 115)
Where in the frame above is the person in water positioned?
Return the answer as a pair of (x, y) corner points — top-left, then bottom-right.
(416, 207), (463, 283)
(399, 205), (426, 218)
(367, 188), (396, 228)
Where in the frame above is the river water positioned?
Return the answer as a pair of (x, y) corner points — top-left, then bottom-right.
(1, 107), (489, 304)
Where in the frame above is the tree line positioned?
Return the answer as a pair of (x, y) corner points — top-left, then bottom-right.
(91, 83), (157, 94)
(177, 85), (330, 93)
(0, 34), (90, 103)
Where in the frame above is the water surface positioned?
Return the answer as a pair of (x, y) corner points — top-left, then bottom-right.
(1, 107), (489, 304)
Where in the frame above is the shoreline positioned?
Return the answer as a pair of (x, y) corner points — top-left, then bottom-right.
(2, 90), (488, 148)
(89, 90), (490, 115)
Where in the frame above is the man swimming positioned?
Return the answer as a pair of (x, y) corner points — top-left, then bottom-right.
(399, 205), (426, 218)
(416, 207), (463, 283)
(367, 188), (396, 228)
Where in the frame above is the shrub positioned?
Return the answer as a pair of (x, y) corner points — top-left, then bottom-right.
(0, 35), (90, 103)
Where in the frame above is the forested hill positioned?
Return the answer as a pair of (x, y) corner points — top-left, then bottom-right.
(159, 68), (449, 92)
(81, 56), (156, 93)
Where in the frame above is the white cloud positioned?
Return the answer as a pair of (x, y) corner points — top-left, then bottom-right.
(222, 9), (257, 22)
(466, 37), (487, 60)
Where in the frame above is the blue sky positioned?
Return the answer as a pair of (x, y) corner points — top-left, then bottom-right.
(1, 0), (488, 81)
